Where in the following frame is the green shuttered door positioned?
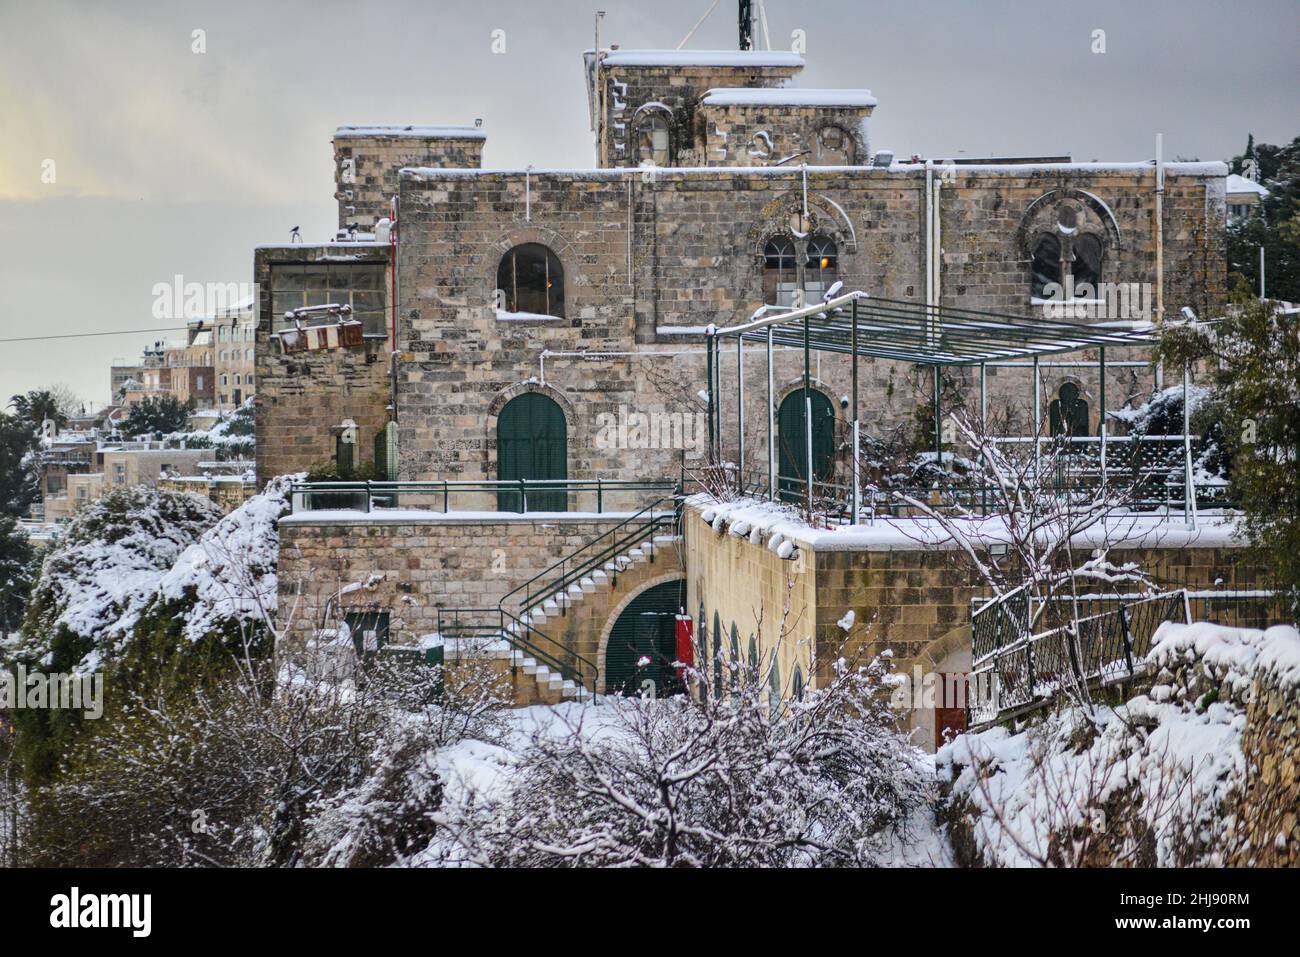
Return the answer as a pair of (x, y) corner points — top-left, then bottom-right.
(497, 393), (567, 512)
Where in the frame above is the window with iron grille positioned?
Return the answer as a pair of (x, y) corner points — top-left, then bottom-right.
(496, 244), (565, 318)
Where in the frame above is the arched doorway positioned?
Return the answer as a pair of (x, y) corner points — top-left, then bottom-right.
(497, 392), (567, 511)
(777, 389), (835, 502)
(604, 580), (686, 698)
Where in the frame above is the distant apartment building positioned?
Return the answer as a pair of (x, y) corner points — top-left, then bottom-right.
(1226, 173), (1269, 224)
(213, 301), (256, 410)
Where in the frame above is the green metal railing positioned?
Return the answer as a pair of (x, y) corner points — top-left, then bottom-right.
(288, 478), (678, 515)
(435, 606), (599, 694)
(500, 496), (682, 620)
(435, 491), (683, 697)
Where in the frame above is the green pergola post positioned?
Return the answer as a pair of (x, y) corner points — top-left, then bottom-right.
(766, 327), (775, 500)
(705, 331), (715, 463)
(737, 336), (745, 493)
(851, 297), (860, 521)
(804, 312), (812, 514)
(1099, 346), (1107, 493)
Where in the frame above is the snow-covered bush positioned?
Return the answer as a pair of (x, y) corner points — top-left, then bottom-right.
(17, 486), (222, 674)
(8, 481), (293, 783)
(24, 641), (508, 868)
(432, 655), (933, 867)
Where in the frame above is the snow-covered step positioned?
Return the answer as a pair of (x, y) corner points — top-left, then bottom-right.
(542, 599), (560, 615)
(591, 569), (609, 586)
(567, 583), (585, 599)
(560, 679), (577, 697)
(628, 548), (646, 563)
(579, 576), (597, 593)
(521, 657), (540, 675)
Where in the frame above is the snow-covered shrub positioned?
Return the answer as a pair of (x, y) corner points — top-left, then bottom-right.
(432, 655), (932, 867)
(17, 486), (222, 674)
(8, 481), (294, 784)
(25, 642), (508, 868)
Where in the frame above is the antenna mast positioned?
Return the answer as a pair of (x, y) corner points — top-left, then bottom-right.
(738, 0), (754, 50)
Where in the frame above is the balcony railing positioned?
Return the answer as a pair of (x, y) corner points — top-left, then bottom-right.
(288, 478), (680, 516)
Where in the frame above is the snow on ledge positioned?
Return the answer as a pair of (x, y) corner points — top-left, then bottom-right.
(594, 49), (804, 68)
(701, 87), (877, 108)
(280, 509), (649, 525)
(687, 495), (1248, 553)
(1149, 621), (1300, 689)
(334, 124), (486, 140)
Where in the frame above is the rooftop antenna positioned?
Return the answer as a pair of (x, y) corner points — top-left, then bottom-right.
(677, 0), (720, 49)
(738, 0), (754, 50)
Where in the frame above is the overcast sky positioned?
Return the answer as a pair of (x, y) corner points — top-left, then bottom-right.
(1, 0), (1295, 408)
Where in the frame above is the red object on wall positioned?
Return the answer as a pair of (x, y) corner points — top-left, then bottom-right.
(674, 614), (695, 678)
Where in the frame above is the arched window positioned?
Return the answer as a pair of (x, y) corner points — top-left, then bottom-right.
(763, 235), (798, 306)
(496, 243), (564, 318)
(496, 392), (567, 511)
(634, 109), (672, 167)
(1031, 204), (1105, 300)
(1031, 233), (1061, 299)
(748, 634), (759, 683)
(812, 125), (853, 166)
(1073, 234), (1103, 291)
(804, 236), (838, 300)
(777, 389), (836, 502)
(1050, 382), (1091, 437)
(792, 664), (805, 702)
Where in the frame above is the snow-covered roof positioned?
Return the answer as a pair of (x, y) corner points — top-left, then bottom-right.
(334, 124), (486, 140)
(403, 160), (1228, 180)
(1225, 173), (1269, 197)
(593, 49), (804, 68)
(701, 87), (877, 108)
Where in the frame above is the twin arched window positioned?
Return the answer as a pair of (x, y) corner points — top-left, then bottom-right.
(496, 243), (564, 318)
(763, 234), (839, 307)
(1030, 205), (1104, 299)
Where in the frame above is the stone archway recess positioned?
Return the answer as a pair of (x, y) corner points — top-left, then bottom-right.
(909, 624), (973, 752)
(595, 571), (687, 694)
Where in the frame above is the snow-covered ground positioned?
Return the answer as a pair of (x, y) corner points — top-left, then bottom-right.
(940, 622), (1300, 867)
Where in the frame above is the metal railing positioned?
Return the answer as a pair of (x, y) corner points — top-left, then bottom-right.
(435, 606), (600, 695)
(499, 496), (682, 619)
(288, 478), (678, 515)
(970, 590), (1191, 724)
(725, 433), (1231, 522)
(433, 494), (682, 696)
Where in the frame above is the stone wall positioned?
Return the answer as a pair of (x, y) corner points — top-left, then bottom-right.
(333, 127), (485, 231)
(684, 501), (1258, 747)
(394, 162), (1224, 487)
(253, 244), (393, 485)
(700, 101), (871, 167)
(592, 54), (801, 167)
(276, 512), (639, 645)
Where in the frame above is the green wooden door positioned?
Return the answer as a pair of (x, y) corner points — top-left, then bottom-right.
(605, 580), (686, 697)
(777, 390), (835, 503)
(497, 393), (567, 511)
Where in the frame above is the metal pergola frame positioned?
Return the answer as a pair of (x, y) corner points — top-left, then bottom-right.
(704, 291), (1189, 521)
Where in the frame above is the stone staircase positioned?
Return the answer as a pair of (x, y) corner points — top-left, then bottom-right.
(501, 533), (682, 704)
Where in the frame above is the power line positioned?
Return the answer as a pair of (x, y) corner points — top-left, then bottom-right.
(0, 325), (193, 344)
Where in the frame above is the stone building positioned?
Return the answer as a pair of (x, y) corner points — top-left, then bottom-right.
(259, 41), (1238, 744)
(213, 300), (257, 411)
